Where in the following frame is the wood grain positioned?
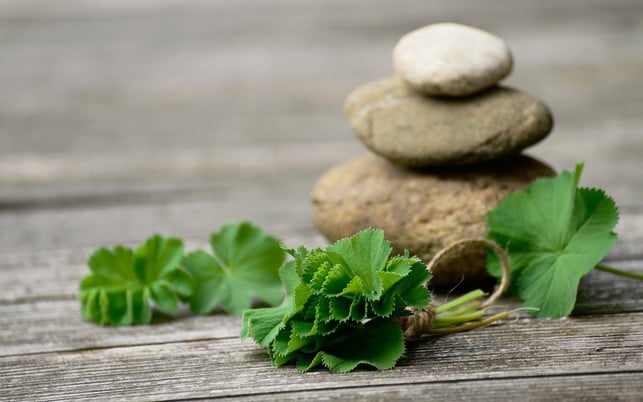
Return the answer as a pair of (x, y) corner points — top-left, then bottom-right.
(217, 373), (643, 402)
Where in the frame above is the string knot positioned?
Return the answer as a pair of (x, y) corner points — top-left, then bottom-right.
(397, 302), (437, 339)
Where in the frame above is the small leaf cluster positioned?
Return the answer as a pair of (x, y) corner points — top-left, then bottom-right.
(79, 222), (285, 325)
(241, 229), (431, 373)
(487, 164), (619, 318)
(80, 235), (192, 325)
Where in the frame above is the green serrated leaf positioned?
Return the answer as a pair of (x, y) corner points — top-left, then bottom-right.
(377, 271), (405, 294)
(241, 261), (302, 346)
(241, 304), (291, 347)
(296, 352), (323, 372)
(348, 296), (367, 321)
(79, 235), (189, 326)
(312, 319), (405, 373)
(309, 260), (333, 292)
(488, 167), (619, 318)
(134, 235), (185, 282)
(270, 346), (296, 367)
(395, 262), (431, 308)
(573, 162), (584, 187)
(327, 229), (390, 300)
(182, 222), (285, 315)
(338, 276), (364, 297)
(87, 246), (135, 283)
(321, 262), (353, 296)
(272, 326), (292, 357)
(371, 292), (397, 317)
(315, 296), (332, 323)
(385, 255), (412, 276)
(287, 332), (315, 354)
(180, 250), (224, 314)
(302, 249), (327, 284)
(329, 297), (352, 321)
(315, 319), (340, 336)
(290, 320), (315, 337)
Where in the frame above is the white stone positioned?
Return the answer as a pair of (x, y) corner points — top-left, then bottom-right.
(393, 22), (513, 96)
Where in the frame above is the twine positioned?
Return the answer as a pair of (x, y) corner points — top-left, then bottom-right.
(397, 302), (437, 339)
(397, 238), (510, 338)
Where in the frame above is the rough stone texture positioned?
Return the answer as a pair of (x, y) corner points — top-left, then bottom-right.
(311, 153), (556, 288)
(393, 22), (513, 96)
(344, 77), (553, 167)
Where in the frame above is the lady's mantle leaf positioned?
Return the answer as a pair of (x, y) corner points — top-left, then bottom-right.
(300, 318), (405, 373)
(182, 222), (285, 315)
(241, 260), (303, 346)
(327, 230), (390, 300)
(487, 164), (618, 318)
(79, 235), (192, 326)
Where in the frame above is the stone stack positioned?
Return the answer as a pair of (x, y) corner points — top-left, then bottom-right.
(312, 23), (557, 288)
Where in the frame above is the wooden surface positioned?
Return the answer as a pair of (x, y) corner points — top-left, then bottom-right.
(1, 0), (642, 400)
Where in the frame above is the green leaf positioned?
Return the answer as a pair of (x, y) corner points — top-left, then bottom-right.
(327, 229), (390, 300)
(241, 261), (303, 346)
(320, 262), (352, 296)
(181, 250), (226, 314)
(149, 281), (179, 313)
(182, 222), (285, 315)
(241, 304), (293, 347)
(488, 166), (619, 318)
(301, 319), (405, 373)
(79, 235), (191, 325)
(392, 261), (431, 308)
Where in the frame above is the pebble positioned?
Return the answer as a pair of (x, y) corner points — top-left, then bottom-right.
(344, 77), (553, 167)
(311, 154), (556, 287)
(393, 22), (513, 96)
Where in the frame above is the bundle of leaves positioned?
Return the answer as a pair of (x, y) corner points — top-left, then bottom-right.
(241, 229), (431, 373)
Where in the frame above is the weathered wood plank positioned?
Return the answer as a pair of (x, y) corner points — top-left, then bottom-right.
(573, 260), (643, 315)
(1, 313), (641, 401)
(0, 182), (323, 254)
(217, 373), (643, 402)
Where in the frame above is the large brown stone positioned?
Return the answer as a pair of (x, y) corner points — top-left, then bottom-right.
(311, 153), (556, 288)
(344, 77), (553, 167)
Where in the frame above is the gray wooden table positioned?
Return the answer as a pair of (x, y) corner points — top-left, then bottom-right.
(1, 1), (642, 400)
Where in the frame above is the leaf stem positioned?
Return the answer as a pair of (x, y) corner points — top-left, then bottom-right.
(435, 290), (486, 314)
(435, 301), (482, 319)
(595, 264), (643, 281)
(433, 310), (485, 327)
(429, 311), (510, 335)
